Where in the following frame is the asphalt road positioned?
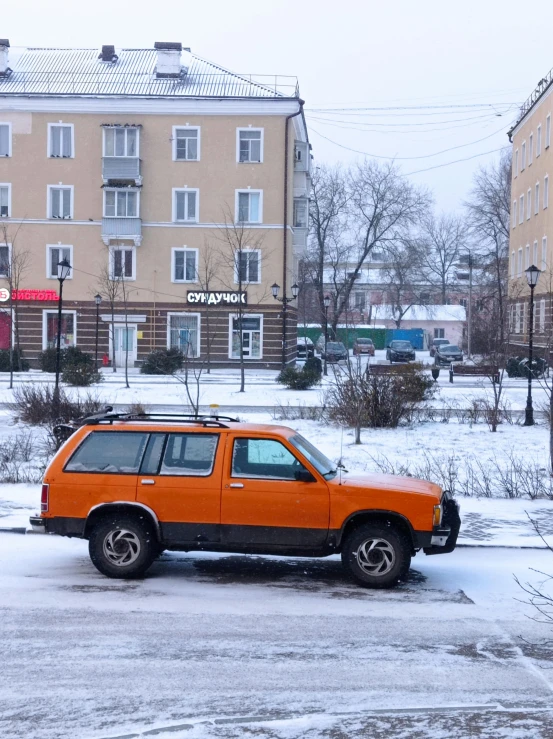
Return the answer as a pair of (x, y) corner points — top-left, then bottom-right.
(1, 536), (553, 739)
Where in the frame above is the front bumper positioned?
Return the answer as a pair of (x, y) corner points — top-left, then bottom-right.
(423, 494), (461, 555)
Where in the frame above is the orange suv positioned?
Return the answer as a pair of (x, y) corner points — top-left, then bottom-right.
(30, 410), (460, 588)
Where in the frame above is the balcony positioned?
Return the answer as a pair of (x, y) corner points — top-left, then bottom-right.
(102, 217), (142, 246)
(292, 226), (308, 254)
(102, 157), (142, 185)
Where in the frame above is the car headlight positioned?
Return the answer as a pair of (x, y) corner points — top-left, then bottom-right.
(433, 504), (442, 526)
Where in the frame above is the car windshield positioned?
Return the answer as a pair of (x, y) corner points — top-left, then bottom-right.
(356, 339), (373, 344)
(391, 341), (412, 349)
(289, 434), (337, 480)
(327, 342), (345, 350)
(442, 345), (461, 353)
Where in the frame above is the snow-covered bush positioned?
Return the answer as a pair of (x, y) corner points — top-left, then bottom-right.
(140, 348), (183, 375)
(10, 385), (104, 425)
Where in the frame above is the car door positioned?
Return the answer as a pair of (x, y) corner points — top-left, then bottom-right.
(136, 430), (223, 545)
(221, 434), (329, 548)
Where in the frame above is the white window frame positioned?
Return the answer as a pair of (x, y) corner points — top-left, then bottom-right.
(234, 248), (261, 285)
(521, 141), (526, 170)
(540, 299), (546, 333)
(519, 194), (524, 224)
(47, 122), (75, 158)
(0, 122), (12, 157)
(0, 242), (11, 278)
(172, 188), (199, 223)
(547, 114), (551, 148)
(511, 251), (515, 279)
(103, 188), (140, 218)
(515, 303), (521, 334)
(109, 245), (136, 281)
(236, 127), (264, 164)
(235, 189), (263, 224)
(542, 236), (548, 270)
(228, 313), (263, 360)
(529, 133), (533, 165)
(518, 247), (523, 277)
(47, 185), (74, 219)
(0, 183), (11, 218)
(166, 312), (202, 358)
(525, 244), (530, 269)
(172, 126), (201, 162)
(533, 240), (538, 266)
(514, 149), (519, 176)
(512, 199), (517, 227)
(171, 247), (198, 283)
(537, 124), (542, 156)
(46, 244), (73, 280)
(544, 175), (549, 209)
(527, 188), (531, 219)
(102, 126), (140, 158)
(42, 309), (77, 350)
(535, 182), (540, 214)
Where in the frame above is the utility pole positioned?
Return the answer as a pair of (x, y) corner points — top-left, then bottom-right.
(467, 253), (473, 360)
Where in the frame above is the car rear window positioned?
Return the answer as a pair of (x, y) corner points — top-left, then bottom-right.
(327, 342), (346, 350)
(64, 431), (149, 474)
(356, 339), (373, 344)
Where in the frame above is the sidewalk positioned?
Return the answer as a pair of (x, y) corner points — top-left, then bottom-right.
(1, 483), (551, 548)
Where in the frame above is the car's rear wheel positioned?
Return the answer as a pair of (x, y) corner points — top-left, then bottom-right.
(341, 524), (411, 588)
(89, 514), (158, 579)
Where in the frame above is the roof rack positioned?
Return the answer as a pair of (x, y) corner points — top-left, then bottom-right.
(78, 408), (240, 428)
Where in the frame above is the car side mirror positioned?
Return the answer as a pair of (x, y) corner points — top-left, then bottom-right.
(294, 469), (316, 483)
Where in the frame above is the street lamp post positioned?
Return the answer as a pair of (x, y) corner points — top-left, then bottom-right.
(94, 293), (102, 369)
(53, 257), (72, 418)
(271, 282), (300, 368)
(523, 264), (541, 427)
(323, 294), (331, 377)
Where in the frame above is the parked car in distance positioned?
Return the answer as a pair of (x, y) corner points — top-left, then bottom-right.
(434, 344), (463, 366)
(386, 340), (416, 363)
(297, 337), (315, 359)
(353, 337), (375, 356)
(506, 355), (548, 379)
(30, 410), (460, 588)
(321, 341), (349, 363)
(429, 338), (450, 357)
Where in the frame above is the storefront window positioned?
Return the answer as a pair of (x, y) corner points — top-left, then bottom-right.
(231, 316), (261, 359)
(168, 314), (199, 357)
(44, 311), (75, 350)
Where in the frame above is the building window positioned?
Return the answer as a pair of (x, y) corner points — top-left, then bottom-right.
(511, 251), (515, 279)
(515, 304), (521, 334)
(533, 240), (538, 266)
(525, 244), (530, 269)
(230, 314), (262, 359)
(110, 246), (135, 279)
(519, 194), (524, 223)
(512, 200), (517, 227)
(514, 149), (519, 176)
(103, 127), (138, 157)
(173, 189), (198, 222)
(237, 129), (263, 163)
(172, 248), (197, 283)
(537, 125), (542, 156)
(0, 123), (11, 157)
(0, 243), (10, 277)
(104, 189), (138, 217)
(235, 249), (260, 284)
(236, 190), (262, 223)
(535, 182), (540, 214)
(48, 123), (74, 158)
(353, 291), (366, 310)
(518, 248), (523, 277)
(547, 114), (551, 148)
(293, 198), (308, 228)
(521, 141), (526, 170)
(542, 236), (548, 269)
(173, 127), (200, 161)
(529, 133), (533, 165)
(544, 176), (549, 209)
(48, 186), (73, 219)
(43, 310), (76, 350)
(0, 184), (10, 217)
(47, 245), (73, 279)
(167, 313), (200, 357)
(434, 328), (445, 339)
(527, 188), (531, 219)
(540, 299), (546, 333)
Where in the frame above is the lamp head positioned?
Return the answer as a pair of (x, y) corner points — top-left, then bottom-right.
(291, 283), (300, 299)
(94, 293), (103, 306)
(58, 257), (71, 281)
(525, 264), (541, 288)
(271, 282), (280, 299)
(323, 294), (331, 308)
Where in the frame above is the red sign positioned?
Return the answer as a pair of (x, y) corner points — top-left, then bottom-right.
(11, 290), (60, 302)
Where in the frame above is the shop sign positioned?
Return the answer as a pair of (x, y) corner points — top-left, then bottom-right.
(186, 291), (247, 306)
(0, 289), (60, 302)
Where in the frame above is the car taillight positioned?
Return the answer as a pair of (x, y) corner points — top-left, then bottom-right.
(41, 483), (49, 512)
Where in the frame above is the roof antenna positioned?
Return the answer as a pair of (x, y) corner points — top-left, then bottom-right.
(339, 426), (344, 485)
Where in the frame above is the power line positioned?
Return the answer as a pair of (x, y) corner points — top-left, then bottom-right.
(306, 112), (504, 134)
(404, 147), (508, 175)
(306, 102), (520, 113)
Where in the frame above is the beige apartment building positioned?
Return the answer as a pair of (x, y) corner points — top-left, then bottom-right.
(0, 40), (311, 368)
(508, 72), (553, 354)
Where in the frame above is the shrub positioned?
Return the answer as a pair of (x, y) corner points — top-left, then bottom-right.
(62, 362), (103, 387)
(304, 356), (323, 376)
(276, 362), (322, 391)
(39, 346), (94, 373)
(10, 384), (104, 425)
(0, 348), (30, 372)
(141, 348), (183, 375)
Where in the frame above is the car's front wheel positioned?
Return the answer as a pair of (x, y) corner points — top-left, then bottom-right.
(89, 514), (158, 579)
(341, 524), (411, 588)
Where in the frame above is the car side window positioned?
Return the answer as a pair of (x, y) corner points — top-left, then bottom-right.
(139, 433), (166, 475)
(231, 438), (306, 480)
(64, 431), (149, 474)
(159, 433), (218, 477)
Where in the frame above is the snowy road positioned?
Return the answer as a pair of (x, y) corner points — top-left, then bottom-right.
(1, 534), (553, 738)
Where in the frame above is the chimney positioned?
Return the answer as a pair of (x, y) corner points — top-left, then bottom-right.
(0, 39), (10, 77)
(154, 41), (184, 78)
(98, 45), (118, 63)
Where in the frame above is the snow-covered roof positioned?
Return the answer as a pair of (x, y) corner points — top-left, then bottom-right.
(0, 47), (299, 99)
(372, 305), (466, 322)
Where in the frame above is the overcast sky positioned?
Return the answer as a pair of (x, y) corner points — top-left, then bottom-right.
(4, 0), (553, 212)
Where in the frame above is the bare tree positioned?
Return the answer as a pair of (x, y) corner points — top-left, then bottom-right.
(197, 238), (222, 374)
(95, 263), (122, 376)
(381, 237), (424, 329)
(419, 213), (466, 304)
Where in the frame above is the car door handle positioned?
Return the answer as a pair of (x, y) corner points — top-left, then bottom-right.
(141, 479), (155, 485)
(229, 483), (244, 488)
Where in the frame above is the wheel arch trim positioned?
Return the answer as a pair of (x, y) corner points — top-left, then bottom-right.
(85, 501), (161, 539)
(337, 509), (417, 548)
